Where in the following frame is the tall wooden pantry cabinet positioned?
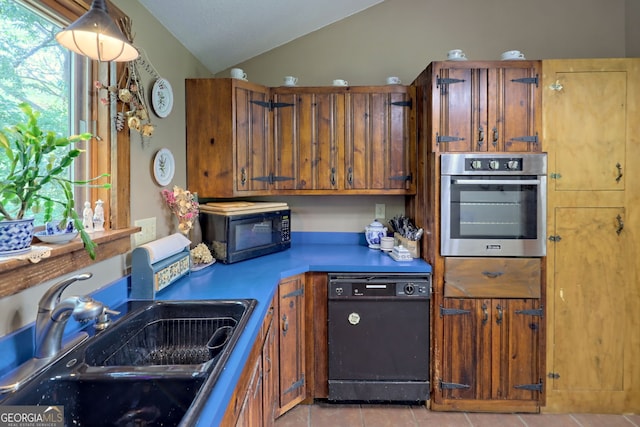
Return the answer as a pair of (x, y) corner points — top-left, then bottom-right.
(542, 58), (640, 414)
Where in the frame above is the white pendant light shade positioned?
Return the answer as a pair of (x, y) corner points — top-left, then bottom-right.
(55, 0), (139, 62)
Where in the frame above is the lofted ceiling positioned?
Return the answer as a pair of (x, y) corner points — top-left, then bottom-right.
(138, 0), (383, 75)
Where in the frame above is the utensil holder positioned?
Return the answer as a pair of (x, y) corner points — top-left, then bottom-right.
(394, 235), (420, 258)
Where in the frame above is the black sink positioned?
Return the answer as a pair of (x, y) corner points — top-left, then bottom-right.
(4, 375), (205, 426)
(1, 299), (257, 426)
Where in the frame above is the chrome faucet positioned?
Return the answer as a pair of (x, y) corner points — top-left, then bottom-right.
(34, 272), (105, 359)
(1, 272), (117, 395)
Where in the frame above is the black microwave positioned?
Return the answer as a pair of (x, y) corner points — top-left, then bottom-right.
(200, 209), (291, 264)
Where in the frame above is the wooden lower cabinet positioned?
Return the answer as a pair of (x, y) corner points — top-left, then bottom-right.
(235, 355), (263, 426)
(262, 311), (278, 425)
(432, 257), (544, 413)
(221, 296), (274, 427)
(222, 274), (306, 426)
(276, 275), (306, 415)
(434, 297), (543, 412)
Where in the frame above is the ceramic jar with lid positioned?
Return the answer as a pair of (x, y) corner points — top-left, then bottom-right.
(365, 219), (387, 249)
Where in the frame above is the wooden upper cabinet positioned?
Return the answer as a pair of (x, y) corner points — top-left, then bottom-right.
(271, 87), (344, 192)
(544, 64), (627, 192)
(235, 85), (273, 193)
(187, 80), (416, 197)
(186, 78), (271, 198)
(431, 61), (541, 153)
(344, 86), (415, 193)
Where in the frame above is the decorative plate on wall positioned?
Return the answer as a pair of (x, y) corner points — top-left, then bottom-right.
(151, 78), (174, 118)
(153, 148), (175, 186)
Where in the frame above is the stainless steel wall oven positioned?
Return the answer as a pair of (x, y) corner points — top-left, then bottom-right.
(440, 153), (547, 257)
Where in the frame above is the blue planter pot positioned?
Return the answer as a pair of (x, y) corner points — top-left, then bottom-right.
(0, 218), (35, 255)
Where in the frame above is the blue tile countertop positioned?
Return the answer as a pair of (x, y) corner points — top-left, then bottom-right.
(0, 233), (431, 426)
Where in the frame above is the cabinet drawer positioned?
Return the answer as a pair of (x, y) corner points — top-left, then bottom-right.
(444, 258), (541, 298)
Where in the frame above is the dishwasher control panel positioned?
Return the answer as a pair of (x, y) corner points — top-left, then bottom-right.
(328, 274), (431, 299)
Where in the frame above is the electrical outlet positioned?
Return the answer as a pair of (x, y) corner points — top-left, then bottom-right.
(134, 217), (156, 246)
(375, 204), (386, 219)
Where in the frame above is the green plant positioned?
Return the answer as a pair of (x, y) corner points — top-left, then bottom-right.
(0, 102), (111, 259)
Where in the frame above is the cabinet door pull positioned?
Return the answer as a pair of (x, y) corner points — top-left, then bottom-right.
(240, 168), (247, 186)
(492, 126), (499, 146)
(616, 162), (623, 183)
(482, 271), (503, 279)
(281, 314), (289, 336)
(331, 167), (336, 187)
(478, 126), (485, 144)
(347, 167), (353, 186)
(496, 304), (503, 325)
(616, 214), (624, 235)
(482, 303), (488, 325)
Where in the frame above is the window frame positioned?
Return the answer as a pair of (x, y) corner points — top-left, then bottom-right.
(0, 0), (134, 299)
(32, 0), (131, 230)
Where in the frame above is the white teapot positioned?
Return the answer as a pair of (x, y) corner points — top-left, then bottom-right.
(365, 219), (387, 249)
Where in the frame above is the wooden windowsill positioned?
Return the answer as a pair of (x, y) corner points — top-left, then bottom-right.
(0, 227), (139, 299)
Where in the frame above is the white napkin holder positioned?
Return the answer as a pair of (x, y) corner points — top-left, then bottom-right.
(130, 233), (191, 299)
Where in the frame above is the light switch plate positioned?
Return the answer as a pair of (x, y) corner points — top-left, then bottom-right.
(134, 217), (156, 246)
(375, 204), (386, 219)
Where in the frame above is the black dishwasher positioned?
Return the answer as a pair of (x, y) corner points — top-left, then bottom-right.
(327, 273), (430, 402)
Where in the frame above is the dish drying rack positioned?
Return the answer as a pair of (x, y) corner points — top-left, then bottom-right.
(99, 317), (238, 366)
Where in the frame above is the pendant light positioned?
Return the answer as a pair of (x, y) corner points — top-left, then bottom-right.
(55, 0), (139, 62)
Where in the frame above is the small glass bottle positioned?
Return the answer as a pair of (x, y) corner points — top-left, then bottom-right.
(93, 199), (105, 232)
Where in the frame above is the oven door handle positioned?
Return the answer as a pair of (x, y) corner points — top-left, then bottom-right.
(452, 179), (542, 185)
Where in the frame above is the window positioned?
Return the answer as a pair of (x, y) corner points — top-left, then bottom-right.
(1, 0), (131, 230)
(1, 0), (86, 224)
(0, 0), (133, 298)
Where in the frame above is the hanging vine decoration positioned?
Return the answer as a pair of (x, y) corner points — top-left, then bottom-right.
(94, 17), (156, 145)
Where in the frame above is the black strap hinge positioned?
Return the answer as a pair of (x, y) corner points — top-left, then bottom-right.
(437, 76), (466, 88)
(391, 99), (413, 109)
(437, 133), (464, 143)
(281, 287), (304, 299)
(440, 305), (471, 317)
(250, 100), (294, 110)
(251, 175), (272, 183)
(389, 173), (413, 182)
(514, 380), (543, 392)
(511, 75), (539, 87)
(515, 305), (544, 317)
(440, 379), (471, 390)
(511, 134), (539, 144)
(252, 173), (295, 185)
(283, 376), (305, 395)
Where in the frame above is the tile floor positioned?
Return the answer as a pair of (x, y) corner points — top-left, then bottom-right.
(274, 402), (640, 427)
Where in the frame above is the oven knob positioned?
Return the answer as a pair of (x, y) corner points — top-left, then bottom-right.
(489, 160), (501, 170)
(507, 160), (520, 170)
(470, 160), (482, 170)
(404, 283), (415, 295)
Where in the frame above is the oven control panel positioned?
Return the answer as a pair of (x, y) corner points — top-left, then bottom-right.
(466, 157), (523, 172)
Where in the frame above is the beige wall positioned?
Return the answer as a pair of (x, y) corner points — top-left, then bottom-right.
(224, 0), (627, 87)
(627, 0), (640, 57)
